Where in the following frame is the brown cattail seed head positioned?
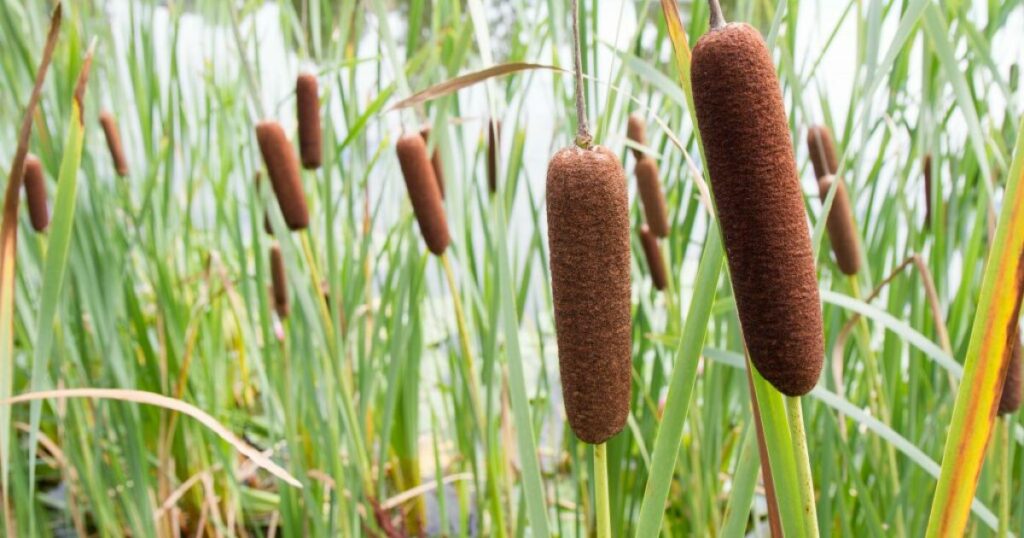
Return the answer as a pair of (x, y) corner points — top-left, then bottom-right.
(23, 155), (48, 232)
(397, 133), (450, 256)
(635, 156), (669, 238)
(487, 119), (501, 194)
(626, 113), (647, 160)
(639, 224), (667, 291)
(817, 175), (861, 275)
(99, 110), (129, 177)
(806, 124), (839, 178)
(296, 72), (322, 170)
(547, 145), (632, 444)
(923, 153), (933, 225)
(419, 127), (445, 199)
(270, 244), (289, 318)
(256, 121), (309, 230)
(692, 22), (824, 396)
(999, 334), (1023, 415)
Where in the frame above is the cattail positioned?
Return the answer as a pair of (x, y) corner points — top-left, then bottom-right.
(923, 153), (933, 225)
(691, 15), (823, 396)
(626, 113), (647, 160)
(999, 334), (1023, 415)
(639, 224), (667, 291)
(270, 244), (289, 318)
(397, 133), (450, 255)
(22, 154), (49, 233)
(817, 175), (861, 275)
(419, 127), (445, 198)
(256, 121), (309, 230)
(99, 110), (129, 177)
(806, 124), (839, 178)
(296, 72), (322, 170)
(547, 145), (631, 444)
(635, 156), (669, 238)
(487, 119), (501, 194)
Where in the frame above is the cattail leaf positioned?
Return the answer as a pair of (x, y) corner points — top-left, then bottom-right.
(388, 62), (559, 111)
(926, 117), (1024, 536)
(0, 3), (61, 517)
(2, 388), (301, 488)
(23, 41), (94, 531)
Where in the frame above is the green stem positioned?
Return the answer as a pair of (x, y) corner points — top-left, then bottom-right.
(595, 442), (611, 538)
(998, 417), (1010, 538)
(786, 396), (820, 537)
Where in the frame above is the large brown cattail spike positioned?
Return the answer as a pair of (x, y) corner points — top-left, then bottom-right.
(23, 154), (49, 232)
(397, 132), (450, 256)
(547, 145), (632, 444)
(691, 11), (824, 396)
(639, 224), (667, 291)
(818, 176), (861, 275)
(635, 156), (670, 238)
(99, 110), (129, 177)
(296, 72), (322, 170)
(270, 244), (289, 318)
(256, 121), (309, 230)
(419, 127), (446, 199)
(999, 334), (1023, 415)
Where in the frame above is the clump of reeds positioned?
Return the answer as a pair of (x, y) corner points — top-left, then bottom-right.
(270, 244), (289, 318)
(999, 334), (1022, 415)
(691, 12), (823, 396)
(396, 132), (450, 255)
(99, 110), (129, 177)
(419, 126), (445, 198)
(639, 224), (667, 291)
(256, 120), (309, 230)
(296, 72), (322, 170)
(487, 119), (501, 194)
(635, 156), (669, 238)
(626, 113), (646, 160)
(547, 144), (631, 444)
(22, 154), (48, 232)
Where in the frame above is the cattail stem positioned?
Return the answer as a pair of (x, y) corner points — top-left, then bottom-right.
(594, 442), (611, 538)
(708, 0), (726, 30)
(785, 396), (819, 537)
(300, 232), (335, 343)
(570, 0), (591, 148)
(998, 417), (1010, 538)
(440, 253), (486, 435)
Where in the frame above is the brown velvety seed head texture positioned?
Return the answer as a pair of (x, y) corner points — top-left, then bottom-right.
(99, 110), (129, 177)
(488, 119), (501, 194)
(296, 72), (322, 170)
(23, 154), (49, 232)
(639, 224), (667, 291)
(419, 127), (446, 199)
(256, 121), (309, 230)
(546, 145), (632, 444)
(691, 23), (824, 396)
(806, 125), (839, 178)
(270, 244), (289, 318)
(999, 335), (1023, 415)
(397, 133), (450, 256)
(626, 113), (647, 160)
(635, 156), (669, 238)
(923, 153), (933, 225)
(817, 175), (861, 275)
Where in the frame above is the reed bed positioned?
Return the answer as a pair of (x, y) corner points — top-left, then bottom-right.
(0, 1), (1022, 537)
